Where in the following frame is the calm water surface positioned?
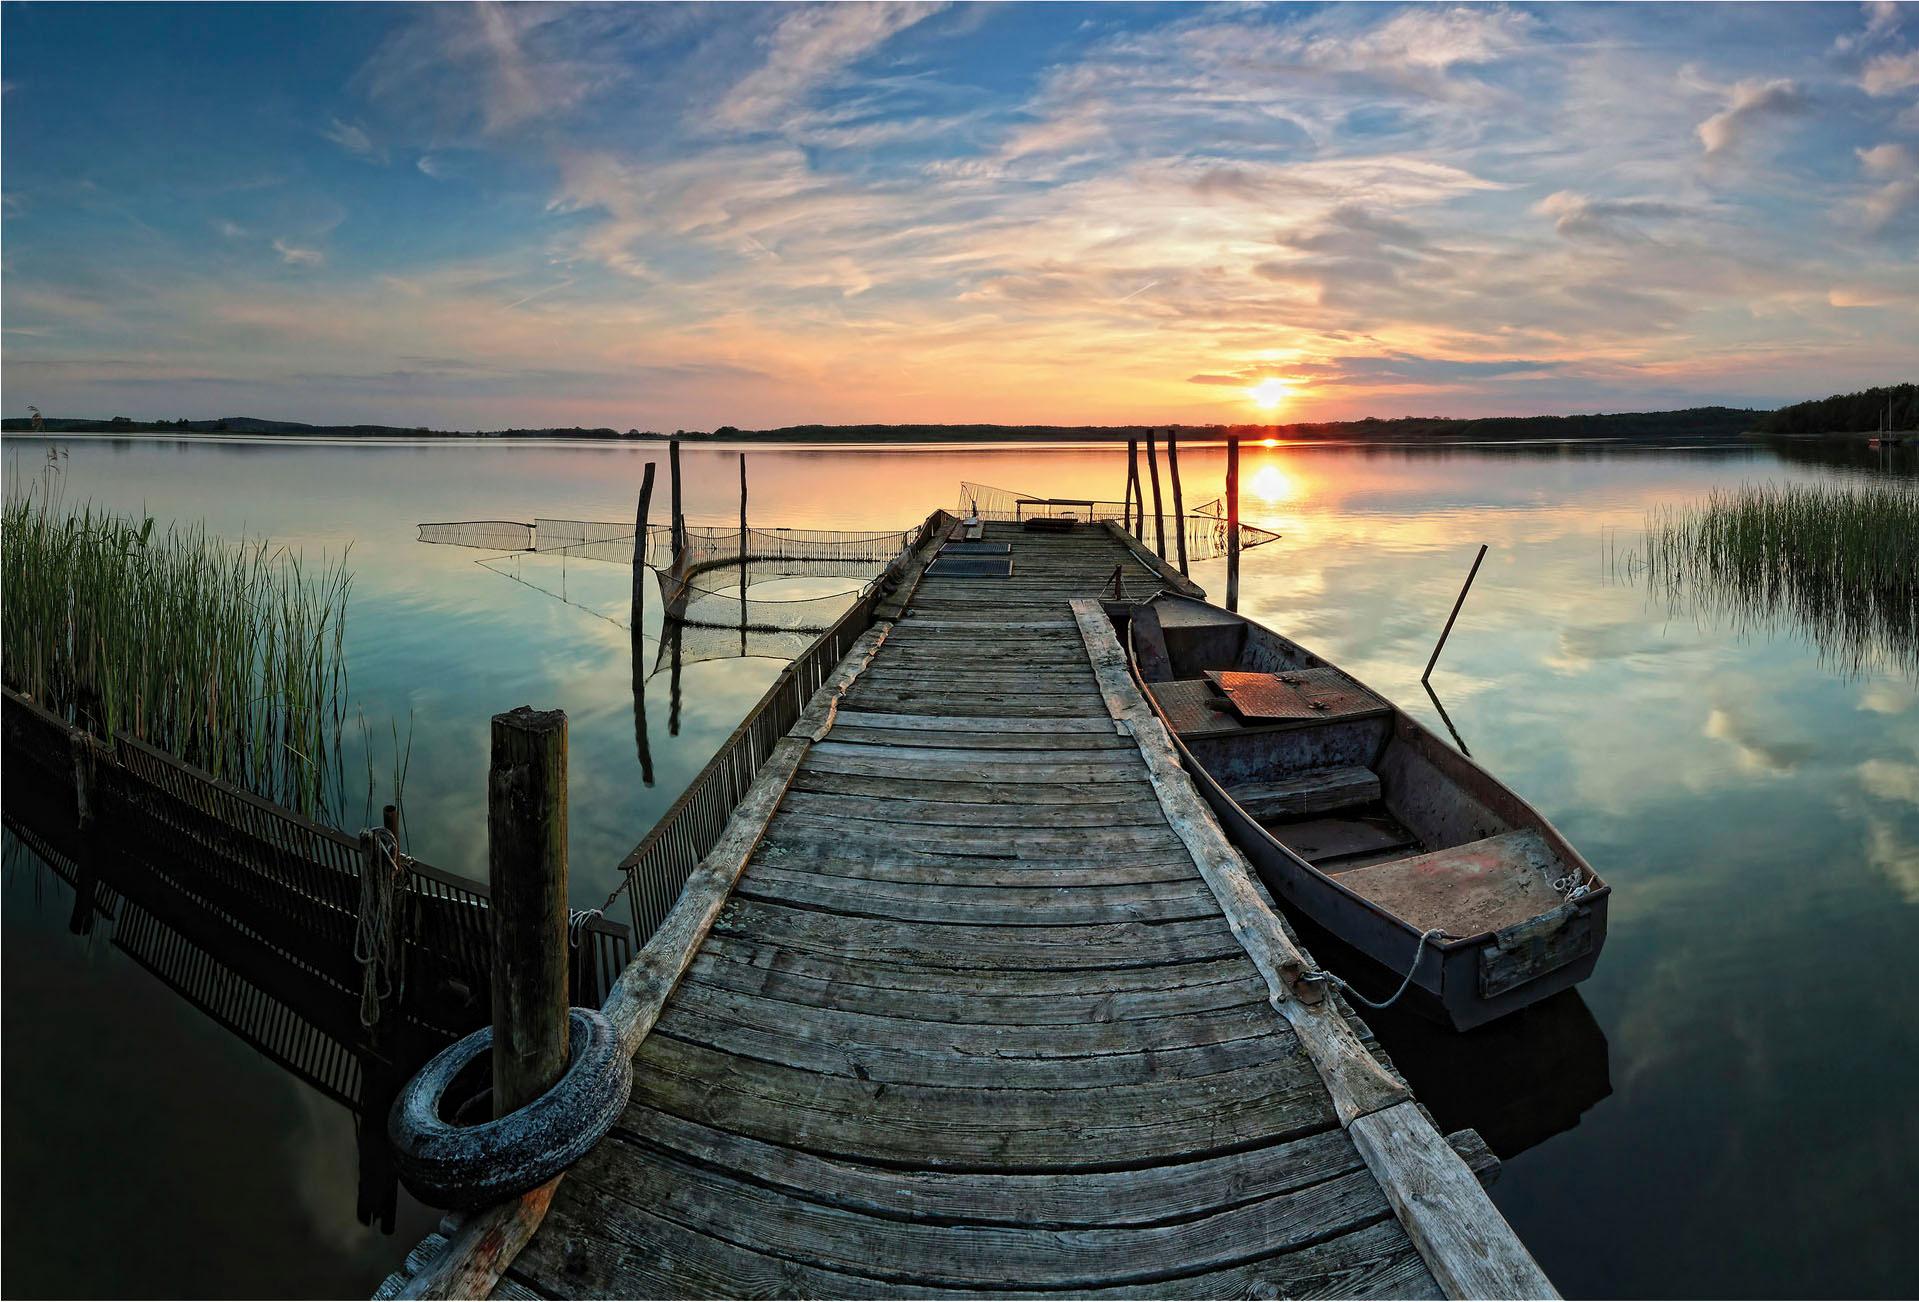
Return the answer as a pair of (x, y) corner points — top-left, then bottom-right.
(4, 434), (1915, 1297)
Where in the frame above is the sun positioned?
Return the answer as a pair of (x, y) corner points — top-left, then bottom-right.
(1251, 464), (1297, 504)
(1247, 378), (1292, 411)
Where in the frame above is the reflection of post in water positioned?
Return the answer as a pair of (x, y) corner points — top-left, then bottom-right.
(1423, 680), (1472, 757)
(632, 465), (656, 787)
(739, 452), (749, 659)
(668, 617), (683, 737)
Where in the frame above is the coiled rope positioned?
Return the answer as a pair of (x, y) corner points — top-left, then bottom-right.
(355, 825), (408, 1028)
(1300, 927), (1447, 1011)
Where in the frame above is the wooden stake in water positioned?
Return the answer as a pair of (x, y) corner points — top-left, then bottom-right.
(1422, 545), (1488, 685)
(487, 706), (570, 1116)
(1146, 428), (1166, 560)
(668, 437), (684, 559)
(739, 453), (749, 655)
(631, 461), (655, 614)
(1168, 430), (1188, 576)
(1226, 438), (1241, 613)
(1124, 439), (1140, 535)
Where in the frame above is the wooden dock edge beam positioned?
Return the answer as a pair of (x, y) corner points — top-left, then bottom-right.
(1098, 520), (1205, 599)
(381, 625), (897, 1301)
(1068, 599), (1557, 1302)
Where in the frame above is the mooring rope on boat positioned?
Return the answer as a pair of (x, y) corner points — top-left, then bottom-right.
(1301, 927), (1447, 1012)
(355, 825), (408, 1028)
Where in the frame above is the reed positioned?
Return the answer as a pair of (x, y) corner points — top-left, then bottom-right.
(1631, 480), (1919, 680)
(2, 478), (353, 819)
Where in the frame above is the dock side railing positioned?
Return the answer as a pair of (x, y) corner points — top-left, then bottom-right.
(615, 508), (949, 943)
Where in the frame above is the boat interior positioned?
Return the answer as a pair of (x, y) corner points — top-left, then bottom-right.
(1130, 597), (1589, 942)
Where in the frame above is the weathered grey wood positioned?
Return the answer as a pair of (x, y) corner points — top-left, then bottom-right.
(1227, 436), (1241, 611)
(1168, 428), (1189, 577)
(711, 897), (1244, 971)
(394, 1180), (557, 1300)
(1228, 765), (1382, 819)
(632, 1034), (1338, 1168)
(1350, 1102), (1557, 1300)
(668, 435), (683, 555)
(685, 946), (1267, 1024)
(787, 767), (1151, 805)
(1070, 599), (1413, 1129)
(559, 1136), (1400, 1289)
(776, 788), (1168, 829)
(631, 460), (655, 612)
(487, 706), (570, 1115)
(1099, 520), (1207, 598)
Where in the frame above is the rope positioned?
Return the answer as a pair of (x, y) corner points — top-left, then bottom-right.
(354, 826), (408, 1028)
(567, 907), (605, 950)
(1300, 927), (1446, 1012)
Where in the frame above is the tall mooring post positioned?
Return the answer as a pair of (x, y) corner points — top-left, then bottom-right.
(668, 437), (685, 560)
(1167, 430), (1189, 577)
(1145, 428), (1166, 560)
(487, 706), (570, 1116)
(1226, 437), (1242, 612)
(1124, 438), (1140, 535)
(739, 453), (749, 649)
(632, 462), (655, 616)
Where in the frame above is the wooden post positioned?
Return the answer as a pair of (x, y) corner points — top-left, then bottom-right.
(487, 707), (570, 1117)
(1167, 430), (1188, 576)
(67, 729), (101, 936)
(1226, 438), (1241, 613)
(736, 453), (744, 652)
(668, 437), (684, 559)
(631, 462), (655, 616)
(1124, 439), (1140, 535)
(1145, 428), (1166, 560)
(1422, 544), (1488, 685)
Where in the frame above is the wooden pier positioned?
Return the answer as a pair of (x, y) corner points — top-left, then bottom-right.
(390, 518), (1552, 1300)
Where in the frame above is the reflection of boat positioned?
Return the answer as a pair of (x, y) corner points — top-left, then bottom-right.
(1358, 974), (1611, 1159)
(1123, 594), (1610, 1029)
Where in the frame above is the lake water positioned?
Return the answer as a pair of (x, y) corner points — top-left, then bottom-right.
(4, 433), (1915, 1297)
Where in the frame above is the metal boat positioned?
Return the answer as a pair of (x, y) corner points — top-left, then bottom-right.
(1121, 594), (1609, 1029)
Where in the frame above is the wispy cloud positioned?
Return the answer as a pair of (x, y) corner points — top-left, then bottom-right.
(321, 117), (386, 163)
(272, 239), (324, 267)
(712, 3), (946, 132)
(1861, 48), (1919, 97)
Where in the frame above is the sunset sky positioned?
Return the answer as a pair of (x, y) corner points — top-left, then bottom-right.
(3, 1), (1916, 430)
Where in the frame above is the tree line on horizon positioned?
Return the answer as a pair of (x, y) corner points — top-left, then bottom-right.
(1750, 384), (1915, 435)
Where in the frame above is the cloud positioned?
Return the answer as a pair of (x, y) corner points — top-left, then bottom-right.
(1535, 191), (1692, 243)
(1696, 77), (1807, 155)
(1854, 141), (1919, 232)
(416, 154), (446, 179)
(1861, 48), (1919, 96)
(213, 219), (247, 239)
(321, 117), (386, 163)
(712, 2), (945, 132)
(271, 239), (324, 267)
(1836, 1), (1905, 53)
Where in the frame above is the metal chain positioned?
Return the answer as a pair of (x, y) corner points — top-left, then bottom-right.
(1300, 927), (1447, 1012)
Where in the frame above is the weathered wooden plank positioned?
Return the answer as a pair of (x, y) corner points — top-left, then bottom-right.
(516, 1182), (1435, 1299)
(746, 842), (1202, 888)
(710, 898), (1244, 970)
(736, 863), (1220, 926)
(631, 1034), (1338, 1168)
(684, 946), (1267, 1024)
(809, 738), (1131, 765)
(828, 710), (1118, 733)
(748, 830), (1199, 876)
(765, 812), (1181, 856)
(1349, 1102), (1556, 1300)
(776, 788), (1169, 829)
(696, 935), (1259, 999)
(1227, 765), (1383, 819)
(557, 1136), (1401, 1289)
(787, 767), (1154, 805)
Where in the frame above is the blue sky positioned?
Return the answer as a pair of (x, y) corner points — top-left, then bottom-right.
(3, 2), (1916, 429)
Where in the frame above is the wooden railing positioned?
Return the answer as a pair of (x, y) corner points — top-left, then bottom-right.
(616, 508), (948, 943)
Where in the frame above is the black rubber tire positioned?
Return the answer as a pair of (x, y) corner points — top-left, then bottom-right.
(388, 1007), (632, 1209)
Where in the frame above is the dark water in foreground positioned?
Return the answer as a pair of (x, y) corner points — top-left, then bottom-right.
(4, 433), (1916, 1297)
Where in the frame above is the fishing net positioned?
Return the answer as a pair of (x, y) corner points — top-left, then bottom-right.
(416, 520), (535, 550)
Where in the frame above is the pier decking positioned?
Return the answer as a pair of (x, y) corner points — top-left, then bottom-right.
(392, 520), (1550, 1300)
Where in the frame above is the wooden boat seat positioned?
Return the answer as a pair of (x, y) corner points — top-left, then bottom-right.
(1271, 814), (1417, 866)
(1333, 830), (1571, 939)
(1226, 765), (1380, 819)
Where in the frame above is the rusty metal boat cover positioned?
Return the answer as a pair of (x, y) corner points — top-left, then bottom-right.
(1203, 668), (1387, 722)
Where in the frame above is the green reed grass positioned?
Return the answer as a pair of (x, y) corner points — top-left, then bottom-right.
(2, 477), (352, 819)
(1629, 480), (1919, 680)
